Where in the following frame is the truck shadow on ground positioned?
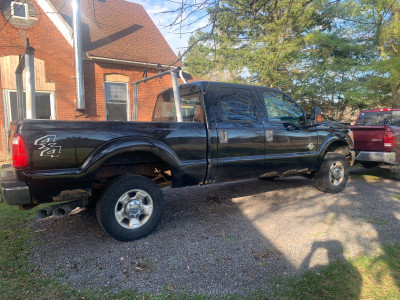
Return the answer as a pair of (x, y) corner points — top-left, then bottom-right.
(29, 171), (400, 297)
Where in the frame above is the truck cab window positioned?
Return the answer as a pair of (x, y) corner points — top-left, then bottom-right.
(218, 89), (257, 122)
(357, 112), (397, 126)
(152, 86), (203, 122)
(263, 91), (304, 125)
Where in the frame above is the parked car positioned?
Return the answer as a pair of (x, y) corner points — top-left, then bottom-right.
(351, 108), (400, 179)
(1, 82), (354, 241)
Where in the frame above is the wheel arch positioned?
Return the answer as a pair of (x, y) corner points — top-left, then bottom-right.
(83, 137), (181, 190)
(318, 134), (354, 168)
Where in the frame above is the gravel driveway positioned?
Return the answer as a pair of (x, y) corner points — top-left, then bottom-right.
(29, 167), (400, 296)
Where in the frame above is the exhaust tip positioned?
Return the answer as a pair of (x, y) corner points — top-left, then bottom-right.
(35, 207), (54, 219)
(35, 209), (48, 219)
(53, 205), (72, 218)
(52, 207), (66, 218)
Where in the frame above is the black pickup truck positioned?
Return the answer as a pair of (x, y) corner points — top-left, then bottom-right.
(1, 82), (355, 241)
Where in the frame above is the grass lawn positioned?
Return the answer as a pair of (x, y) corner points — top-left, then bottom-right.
(0, 202), (399, 299)
(350, 166), (394, 183)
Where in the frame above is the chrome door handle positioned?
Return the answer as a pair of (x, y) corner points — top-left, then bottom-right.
(219, 130), (228, 143)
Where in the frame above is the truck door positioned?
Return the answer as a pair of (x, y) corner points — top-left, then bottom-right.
(260, 89), (319, 172)
(214, 87), (265, 181)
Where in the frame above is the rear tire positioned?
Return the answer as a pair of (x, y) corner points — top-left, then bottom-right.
(314, 153), (349, 193)
(96, 175), (164, 242)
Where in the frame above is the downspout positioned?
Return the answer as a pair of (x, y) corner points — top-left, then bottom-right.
(25, 45), (36, 119)
(72, 0), (85, 110)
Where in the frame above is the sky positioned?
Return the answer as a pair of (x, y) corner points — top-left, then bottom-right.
(130, 0), (209, 55)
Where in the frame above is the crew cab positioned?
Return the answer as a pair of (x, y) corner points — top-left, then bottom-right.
(351, 108), (400, 178)
(1, 82), (355, 241)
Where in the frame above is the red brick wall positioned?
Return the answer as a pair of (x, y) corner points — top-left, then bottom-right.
(0, 1), (182, 158)
(84, 61), (176, 122)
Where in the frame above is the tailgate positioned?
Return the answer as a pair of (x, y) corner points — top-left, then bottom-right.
(351, 126), (385, 152)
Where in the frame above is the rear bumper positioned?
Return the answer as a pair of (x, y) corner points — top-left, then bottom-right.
(355, 151), (396, 164)
(0, 164), (31, 206)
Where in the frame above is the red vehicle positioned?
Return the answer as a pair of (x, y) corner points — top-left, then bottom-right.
(352, 108), (400, 179)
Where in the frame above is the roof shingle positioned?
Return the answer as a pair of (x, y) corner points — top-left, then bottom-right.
(49, 0), (179, 66)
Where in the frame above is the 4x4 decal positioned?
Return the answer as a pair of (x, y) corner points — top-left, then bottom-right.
(34, 135), (62, 157)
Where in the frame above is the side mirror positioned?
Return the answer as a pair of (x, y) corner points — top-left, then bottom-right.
(310, 106), (322, 126)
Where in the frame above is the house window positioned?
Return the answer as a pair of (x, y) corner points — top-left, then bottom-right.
(36, 93), (53, 119)
(105, 82), (128, 121)
(11, 1), (28, 19)
(3, 90), (56, 126)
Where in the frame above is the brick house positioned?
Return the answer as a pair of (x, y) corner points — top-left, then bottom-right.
(0, 0), (188, 156)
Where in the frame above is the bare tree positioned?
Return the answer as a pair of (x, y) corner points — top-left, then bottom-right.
(157, 0), (220, 64)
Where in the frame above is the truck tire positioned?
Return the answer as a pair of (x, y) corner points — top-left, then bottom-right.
(314, 153), (349, 193)
(96, 174), (165, 242)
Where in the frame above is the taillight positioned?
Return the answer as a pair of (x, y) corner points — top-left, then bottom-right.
(384, 127), (395, 151)
(12, 134), (29, 169)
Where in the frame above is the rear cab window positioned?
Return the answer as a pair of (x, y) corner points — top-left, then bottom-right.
(152, 85), (204, 123)
(357, 111), (400, 126)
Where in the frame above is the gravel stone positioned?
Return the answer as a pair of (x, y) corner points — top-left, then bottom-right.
(29, 167), (400, 296)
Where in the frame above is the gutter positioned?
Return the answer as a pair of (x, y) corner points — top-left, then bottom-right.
(86, 54), (175, 69)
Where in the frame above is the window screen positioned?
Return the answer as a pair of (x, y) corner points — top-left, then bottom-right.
(218, 88), (257, 122)
(35, 93), (51, 119)
(152, 86), (203, 122)
(8, 91), (52, 120)
(105, 82), (128, 121)
(9, 91), (25, 121)
(263, 91), (304, 125)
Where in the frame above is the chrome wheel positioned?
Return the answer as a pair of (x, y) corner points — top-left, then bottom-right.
(114, 189), (153, 229)
(329, 161), (344, 186)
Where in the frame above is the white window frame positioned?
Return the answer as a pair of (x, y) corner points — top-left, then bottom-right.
(2, 90), (56, 129)
(11, 1), (28, 19)
(104, 81), (130, 121)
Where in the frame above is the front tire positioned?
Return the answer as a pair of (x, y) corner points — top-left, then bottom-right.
(96, 175), (164, 242)
(314, 153), (349, 193)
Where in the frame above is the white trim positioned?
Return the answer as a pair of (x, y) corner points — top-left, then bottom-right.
(11, 1), (28, 19)
(3, 90), (12, 129)
(50, 92), (56, 120)
(36, 0), (73, 46)
(3, 90), (57, 124)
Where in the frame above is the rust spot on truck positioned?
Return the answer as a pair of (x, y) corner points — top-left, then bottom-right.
(52, 189), (90, 202)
